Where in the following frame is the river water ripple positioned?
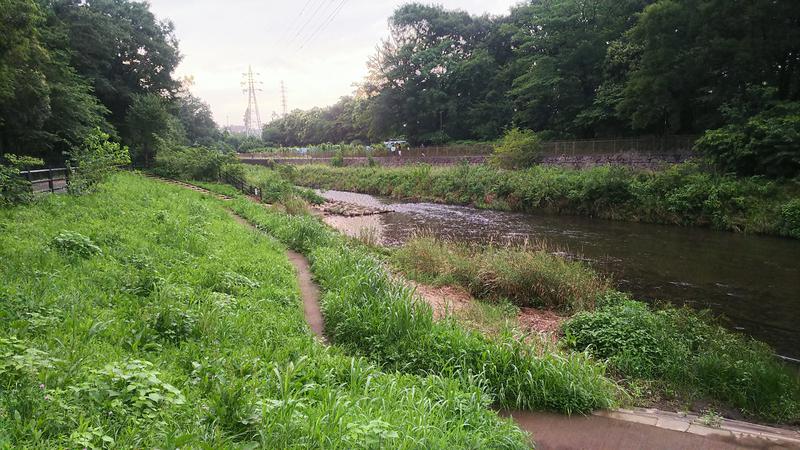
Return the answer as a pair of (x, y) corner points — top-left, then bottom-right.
(317, 189), (800, 360)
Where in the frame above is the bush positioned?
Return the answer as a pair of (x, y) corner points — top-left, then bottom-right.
(153, 146), (233, 181)
(330, 149), (345, 167)
(68, 128), (131, 194)
(563, 300), (800, 422)
(50, 231), (102, 258)
(0, 154), (42, 207)
(491, 128), (541, 169)
(780, 198), (800, 239)
(695, 103), (800, 178)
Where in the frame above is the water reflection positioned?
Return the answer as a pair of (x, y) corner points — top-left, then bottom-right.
(318, 189), (800, 359)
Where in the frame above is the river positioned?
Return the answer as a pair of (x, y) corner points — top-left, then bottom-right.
(317, 189), (800, 361)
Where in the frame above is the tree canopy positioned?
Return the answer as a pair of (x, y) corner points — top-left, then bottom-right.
(0, 0), (219, 165)
(264, 0), (800, 149)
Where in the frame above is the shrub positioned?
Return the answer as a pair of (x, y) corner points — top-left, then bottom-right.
(491, 128), (541, 169)
(0, 154), (42, 207)
(50, 231), (102, 258)
(153, 146), (233, 181)
(780, 198), (800, 239)
(331, 149), (345, 167)
(68, 128), (131, 194)
(695, 102), (800, 178)
(563, 300), (800, 422)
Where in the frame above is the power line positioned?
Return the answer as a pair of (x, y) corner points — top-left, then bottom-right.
(288, 0), (333, 47)
(298, 0), (349, 50)
(279, 0), (315, 45)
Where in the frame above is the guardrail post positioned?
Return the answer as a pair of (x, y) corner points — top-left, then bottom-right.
(48, 167), (54, 193)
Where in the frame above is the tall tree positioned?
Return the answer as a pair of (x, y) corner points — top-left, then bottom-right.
(506, 0), (650, 137)
(618, 0), (800, 133)
(48, 0), (182, 134)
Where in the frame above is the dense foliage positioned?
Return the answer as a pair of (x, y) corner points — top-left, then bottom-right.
(262, 0), (799, 149)
(563, 299), (800, 422)
(0, 0), (220, 165)
(292, 163), (800, 237)
(219, 186), (620, 415)
(206, 176), (800, 424)
(0, 173), (531, 448)
(695, 103), (800, 178)
(0, 154), (43, 206)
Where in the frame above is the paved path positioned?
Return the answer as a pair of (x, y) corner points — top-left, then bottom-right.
(504, 410), (797, 450)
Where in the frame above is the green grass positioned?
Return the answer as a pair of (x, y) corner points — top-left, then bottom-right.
(212, 184), (621, 415)
(201, 179), (800, 425)
(563, 299), (800, 423)
(0, 172), (530, 448)
(393, 236), (609, 312)
(288, 162), (800, 238)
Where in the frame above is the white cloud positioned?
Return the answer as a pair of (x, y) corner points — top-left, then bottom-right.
(147, 0), (518, 126)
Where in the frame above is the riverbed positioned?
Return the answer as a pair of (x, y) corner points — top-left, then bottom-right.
(317, 189), (800, 360)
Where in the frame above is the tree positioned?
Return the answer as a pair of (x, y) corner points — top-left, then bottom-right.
(175, 92), (219, 146)
(0, 0), (109, 162)
(695, 103), (800, 178)
(618, 0), (800, 133)
(125, 93), (181, 166)
(49, 0), (182, 133)
(506, 0), (649, 137)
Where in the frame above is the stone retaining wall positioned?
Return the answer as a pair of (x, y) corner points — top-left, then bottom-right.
(240, 151), (691, 170)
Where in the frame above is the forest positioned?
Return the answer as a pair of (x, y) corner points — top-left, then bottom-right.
(0, 0), (220, 166)
(262, 0), (800, 149)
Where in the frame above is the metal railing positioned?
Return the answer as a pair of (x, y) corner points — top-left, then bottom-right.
(19, 167), (69, 193)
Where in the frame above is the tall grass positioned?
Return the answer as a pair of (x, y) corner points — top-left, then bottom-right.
(205, 180), (800, 424)
(289, 162), (800, 238)
(222, 189), (621, 415)
(0, 173), (529, 448)
(393, 236), (609, 312)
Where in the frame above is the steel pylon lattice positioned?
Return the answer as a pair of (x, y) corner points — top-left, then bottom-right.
(241, 65), (262, 137)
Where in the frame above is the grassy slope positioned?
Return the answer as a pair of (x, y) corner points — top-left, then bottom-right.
(0, 173), (528, 448)
(289, 163), (800, 238)
(202, 183), (621, 416)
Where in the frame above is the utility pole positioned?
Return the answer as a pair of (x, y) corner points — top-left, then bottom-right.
(280, 80), (288, 117)
(241, 65), (263, 137)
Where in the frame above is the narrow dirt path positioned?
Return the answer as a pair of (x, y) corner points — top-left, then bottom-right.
(286, 250), (326, 341)
(152, 176), (799, 450)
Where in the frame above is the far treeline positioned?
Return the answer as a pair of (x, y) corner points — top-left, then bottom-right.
(262, 1), (800, 172)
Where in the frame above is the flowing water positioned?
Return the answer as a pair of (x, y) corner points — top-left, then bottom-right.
(317, 189), (800, 360)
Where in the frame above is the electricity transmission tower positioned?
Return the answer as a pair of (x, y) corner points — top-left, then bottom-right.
(280, 80), (288, 117)
(241, 66), (262, 137)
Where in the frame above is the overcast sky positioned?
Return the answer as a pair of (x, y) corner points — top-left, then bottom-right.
(147, 0), (519, 127)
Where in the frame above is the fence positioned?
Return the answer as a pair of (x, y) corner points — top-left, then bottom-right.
(540, 135), (697, 156)
(20, 167), (69, 194)
(239, 136), (697, 160)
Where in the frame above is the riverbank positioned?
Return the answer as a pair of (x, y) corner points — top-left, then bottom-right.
(0, 173), (531, 447)
(285, 162), (800, 239)
(194, 173), (800, 427)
